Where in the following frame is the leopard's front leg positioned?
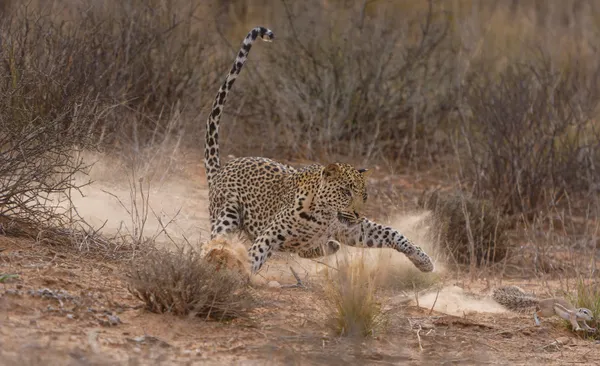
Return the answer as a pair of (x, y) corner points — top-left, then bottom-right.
(333, 218), (434, 272)
(249, 229), (283, 274)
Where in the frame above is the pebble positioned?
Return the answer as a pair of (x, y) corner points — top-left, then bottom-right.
(267, 281), (281, 288)
(107, 315), (121, 326)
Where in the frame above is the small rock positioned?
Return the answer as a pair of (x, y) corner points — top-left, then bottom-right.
(420, 322), (435, 330)
(107, 315), (121, 326)
(133, 347), (141, 353)
(66, 314), (75, 320)
(556, 337), (571, 345)
(267, 281), (281, 288)
(128, 335), (171, 348)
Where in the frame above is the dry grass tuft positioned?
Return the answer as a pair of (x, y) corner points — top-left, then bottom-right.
(419, 189), (510, 267)
(323, 254), (387, 337)
(565, 278), (600, 339)
(127, 246), (253, 320)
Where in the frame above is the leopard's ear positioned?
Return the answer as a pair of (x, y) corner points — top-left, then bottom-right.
(322, 164), (341, 180)
(358, 168), (372, 177)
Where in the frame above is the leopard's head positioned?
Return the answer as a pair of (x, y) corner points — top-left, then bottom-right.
(317, 163), (370, 218)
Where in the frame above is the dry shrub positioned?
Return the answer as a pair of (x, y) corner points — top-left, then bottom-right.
(127, 246), (253, 320)
(236, 0), (456, 164)
(0, 1), (105, 230)
(515, 198), (600, 276)
(458, 55), (600, 217)
(419, 189), (510, 267)
(323, 254), (386, 337)
(0, 0), (224, 148)
(0, 0), (228, 257)
(0, 3), (103, 240)
(0, 109), (106, 252)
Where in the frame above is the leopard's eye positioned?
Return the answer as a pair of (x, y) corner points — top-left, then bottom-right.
(341, 188), (352, 197)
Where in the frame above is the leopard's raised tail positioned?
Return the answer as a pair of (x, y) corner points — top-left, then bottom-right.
(203, 27), (274, 188)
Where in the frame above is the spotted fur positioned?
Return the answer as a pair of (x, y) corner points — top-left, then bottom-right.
(203, 27), (434, 274)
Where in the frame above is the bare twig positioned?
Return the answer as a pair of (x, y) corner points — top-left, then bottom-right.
(280, 266), (306, 289)
(428, 286), (441, 315)
(416, 324), (424, 352)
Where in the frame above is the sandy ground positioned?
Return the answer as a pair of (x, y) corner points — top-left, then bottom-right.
(1, 151), (600, 365)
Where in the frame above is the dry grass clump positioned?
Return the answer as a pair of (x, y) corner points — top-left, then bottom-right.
(127, 246), (253, 320)
(341, 243), (441, 293)
(419, 189), (510, 267)
(323, 255), (387, 337)
(565, 278), (600, 339)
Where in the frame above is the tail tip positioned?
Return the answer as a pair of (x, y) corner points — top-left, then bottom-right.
(258, 27), (275, 42)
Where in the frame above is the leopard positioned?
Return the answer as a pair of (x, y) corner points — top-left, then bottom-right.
(204, 26), (434, 274)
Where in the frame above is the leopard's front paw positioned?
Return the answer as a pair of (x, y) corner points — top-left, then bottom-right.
(408, 249), (434, 272)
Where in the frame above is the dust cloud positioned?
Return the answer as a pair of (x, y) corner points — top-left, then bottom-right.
(408, 285), (508, 316)
(69, 151), (211, 247)
(383, 213), (507, 315)
(69, 153), (506, 314)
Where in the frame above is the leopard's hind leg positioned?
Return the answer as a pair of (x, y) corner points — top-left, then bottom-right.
(210, 200), (243, 239)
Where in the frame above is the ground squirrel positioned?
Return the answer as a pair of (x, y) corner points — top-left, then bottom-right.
(492, 285), (596, 332)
